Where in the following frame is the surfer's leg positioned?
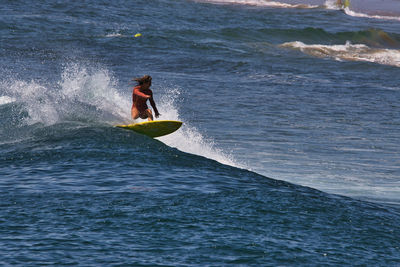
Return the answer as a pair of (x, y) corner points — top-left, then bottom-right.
(145, 109), (153, 121)
(131, 107), (140, 120)
(137, 109), (153, 121)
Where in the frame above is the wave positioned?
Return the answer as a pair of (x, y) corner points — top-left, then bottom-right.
(197, 0), (319, 9)
(137, 87), (241, 167)
(259, 27), (400, 49)
(324, 0), (400, 21)
(198, 0), (400, 22)
(339, 29), (400, 49)
(280, 40), (400, 67)
(0, 63), (238, 168)
(0, 65), (129, 126)
(343, 7), (400, 22)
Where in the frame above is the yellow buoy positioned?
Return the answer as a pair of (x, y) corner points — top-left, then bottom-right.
(134, 33), (142, 38)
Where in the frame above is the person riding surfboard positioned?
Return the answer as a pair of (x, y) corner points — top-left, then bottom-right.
(131, 75), (160, 121)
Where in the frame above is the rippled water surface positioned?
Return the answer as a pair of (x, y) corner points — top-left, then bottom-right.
(1, 0), (400, 265)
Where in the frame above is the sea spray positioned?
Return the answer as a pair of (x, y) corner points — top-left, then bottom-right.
(155, 86), (242, 168)
(58, 63), (130, 123)
(0, 63), (130, 126)
(2, 80), (60, 125)
(0, 96), (16, 105)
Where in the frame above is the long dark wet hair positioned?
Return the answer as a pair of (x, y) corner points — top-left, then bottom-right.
(133, 75), (152, 85)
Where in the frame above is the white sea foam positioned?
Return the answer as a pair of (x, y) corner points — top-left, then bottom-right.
(58, 63), (130, 123)
(2, 80), (61, 125)
(105, 32), (124, 38)
(0, 64), (130, 126)
(200, 0), (400, 21)
(0, 96), (16, 105)
(197, 0), (318, 9)
(324, 0), (400, 21)
(343, 7), (400, 22)
(280, 41), (400, 67)
(147, 87), (242, 168)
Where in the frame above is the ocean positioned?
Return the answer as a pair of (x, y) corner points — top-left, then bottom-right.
(1, 0), (400, 265)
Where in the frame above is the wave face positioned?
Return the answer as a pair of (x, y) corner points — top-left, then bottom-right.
(2, 121), (400, 266)
(1, 0), (400, 265)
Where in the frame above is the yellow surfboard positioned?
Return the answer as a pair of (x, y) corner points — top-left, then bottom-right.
(116, 120), (182, 138)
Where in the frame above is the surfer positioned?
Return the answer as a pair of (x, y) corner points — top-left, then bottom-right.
(131, 75), (160, 121)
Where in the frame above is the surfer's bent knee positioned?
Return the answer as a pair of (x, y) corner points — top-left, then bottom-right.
(145, 109), (153, 121)
(131, 107), (140, 120)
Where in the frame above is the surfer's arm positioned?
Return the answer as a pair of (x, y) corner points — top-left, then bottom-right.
(133, 88), (151, 99)
(149, 96), (160, 117)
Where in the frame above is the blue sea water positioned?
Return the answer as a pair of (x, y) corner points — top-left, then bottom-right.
(1, 0), (400, 265)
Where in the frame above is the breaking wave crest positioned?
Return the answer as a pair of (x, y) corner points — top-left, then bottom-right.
(0, 63), (239, 168)
(324, 0), (400, 21)
(280, 40), (400, 67)
(343, 7), (400, 22)
(197, 0), (319, 9)
(198, 0), (400, 21)
(0, 64), (130, 126)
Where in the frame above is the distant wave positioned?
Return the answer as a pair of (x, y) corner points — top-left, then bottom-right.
(259, 28), (400, 49)
(280, 41), (400, 67)
(197, 0), (319, 9)
(198, 0), (400, 21)
(340, 29), (400, 49)
(324, 0), (400, 21)
(343, 7), (400, 22)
